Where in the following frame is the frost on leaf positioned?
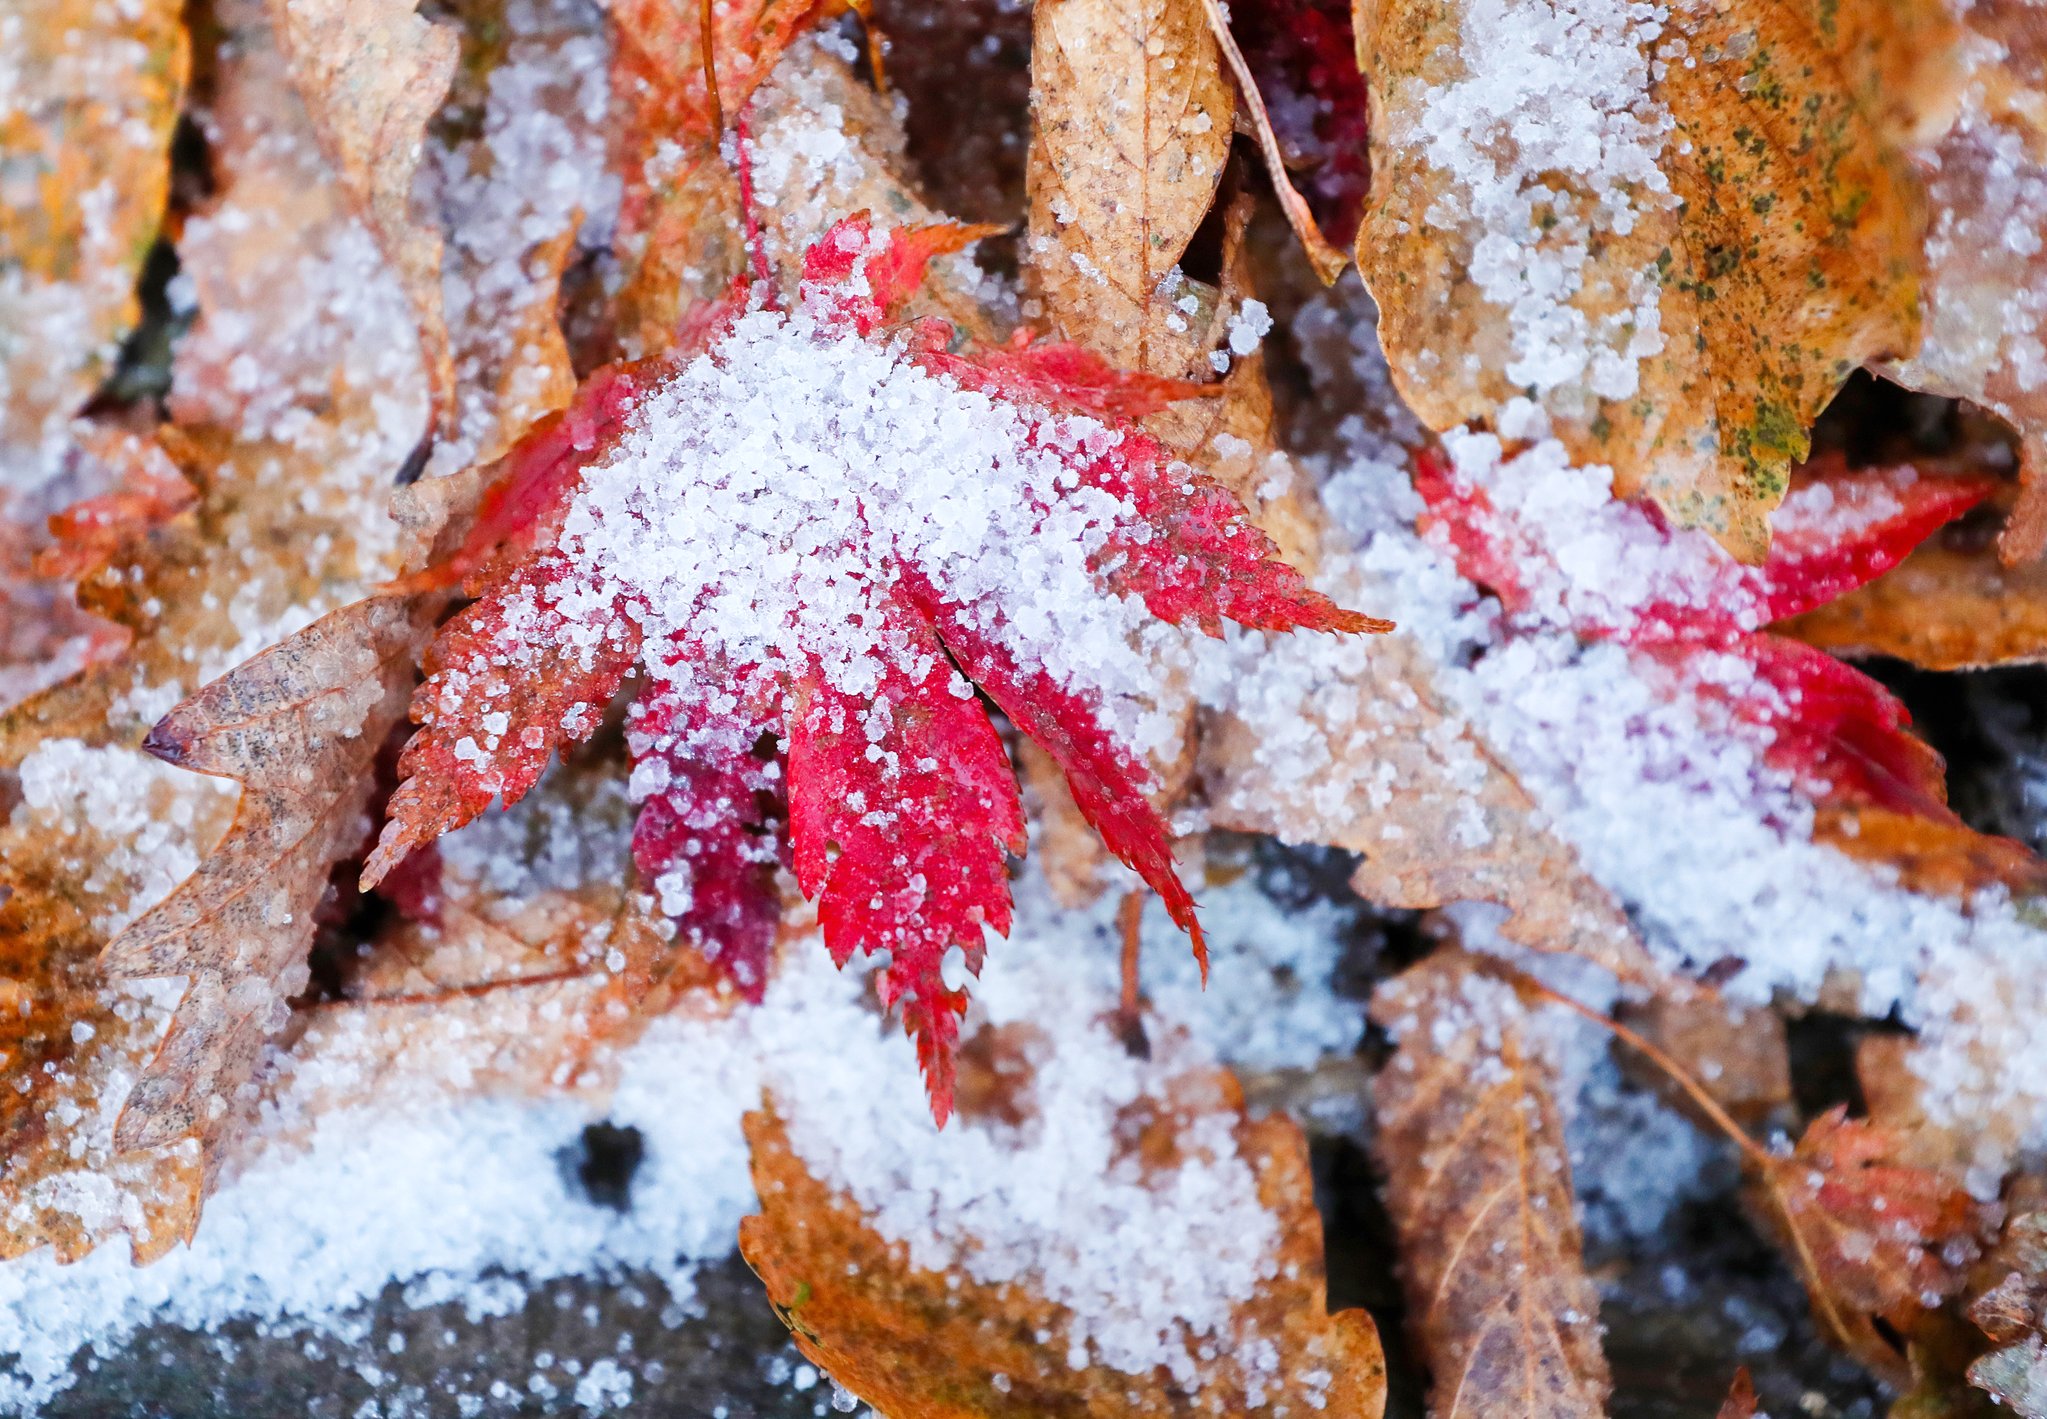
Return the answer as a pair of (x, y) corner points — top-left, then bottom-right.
(1877, 0), (2047, 563)
(1413, 439), (2045, 897)
(0, 0), (448, 1252)
(264, 0), (459, 434)
(1022, 0), (1233, 376)
(0, 0), (189, 493)
(1968, 1208), (2047, 1418)
(1369, 952), (1611, 1419)
(1201, 628), (1664, 984)
(1355, 0), (1949, 560)
(1749, 1106), (1983, 1386)
(739, 1060), (1386, 1416)
(366, 211), (1382, 1121)
(102, 597), (430, 1152)
(606, 0), (837, 357)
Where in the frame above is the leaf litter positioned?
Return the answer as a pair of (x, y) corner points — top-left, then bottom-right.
(3, 0), (2047, 1413)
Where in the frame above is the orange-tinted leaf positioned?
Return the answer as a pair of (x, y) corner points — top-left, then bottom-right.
(1370, 951), (1612, 1419)
(1022, 0), (1233, 374)
(1752, 1105), (1984, 1386)
(739, 1079), (1386, 1416)
(1781, 534), (2047, 671)
(0, 0), (188, 491)
(34, 430), (195, 582)
(1717, 1367), (1760, 1419)
(1356, 0), (1947, 560)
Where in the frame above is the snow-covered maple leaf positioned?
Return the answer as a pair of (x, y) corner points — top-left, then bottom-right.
(363, 212), (1386, 1120)
(1411, 429), (2000, 831)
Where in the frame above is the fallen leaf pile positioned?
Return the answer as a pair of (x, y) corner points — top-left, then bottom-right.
(5, 0), (2047, 1410)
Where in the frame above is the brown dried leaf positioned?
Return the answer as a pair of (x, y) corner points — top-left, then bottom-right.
(265, 0), (460, 434)
(1966, 1210), (2047, 1417)
(1369, 951), (1612, 1419)
(100, 595), (431, 1151)
(0, 0), (443, 1258)
(0, 0), (189, 492)
(739, 1064), (1387, 1418)
(1355, 0), (1950, 560)
(1200, 630), (1663, 986)
(1780, 534), (2047, 669)
(1024, 0), (1233, 374)
(1748, 1106), (1983, 1387)
(1616, 994), (1791, 1132)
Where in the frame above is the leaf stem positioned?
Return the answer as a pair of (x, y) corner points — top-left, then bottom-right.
(700, 0), (723, 135)
(1504, 969), (1773, 1168)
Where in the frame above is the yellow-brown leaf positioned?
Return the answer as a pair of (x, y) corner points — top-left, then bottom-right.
(1024, 0), (1233, 375)
(741, 1060), (1386, 1418)
(1355, 0), (1949, 560)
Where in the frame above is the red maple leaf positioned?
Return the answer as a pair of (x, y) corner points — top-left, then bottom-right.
(1411, 442), (1997, 828)
(364, 212), (1386, 1121)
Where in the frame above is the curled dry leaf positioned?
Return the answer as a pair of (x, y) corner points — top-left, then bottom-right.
(1967, 1209), (2047, 1417)
(265, 0), (458, 435)
(100, 595), (432, 1153)
(1355, 0), (1950, 560)
(0, 0), (189, 493)
(1877, 2), (2047, 563)
(1195, 0), (1351, 283)
(1023, 0), (1233, 375)
(1368, 951), (1612, 1419)
(1224, 0), (1372, 249)
(739, 1069), (1386, 1417)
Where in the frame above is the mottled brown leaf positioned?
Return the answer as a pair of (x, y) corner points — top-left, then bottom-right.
(1355, 0), (1949, 560)
(1369, 951), (1612, 1419)
(0, 0), (443, 1258)
(1201, 629), (1663, 986)
(100, 594), (431, 1151)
